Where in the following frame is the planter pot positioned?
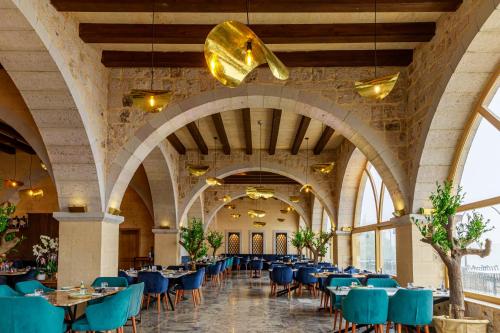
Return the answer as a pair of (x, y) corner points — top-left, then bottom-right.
(433, 315), (489, 333)
(36, 273), (46, 281)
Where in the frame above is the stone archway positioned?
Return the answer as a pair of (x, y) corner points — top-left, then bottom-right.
(107, 84), (409, 215)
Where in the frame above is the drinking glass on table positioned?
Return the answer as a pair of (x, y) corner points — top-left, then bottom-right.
(100, 281), (109, 289)
(34, 288), (43, 296)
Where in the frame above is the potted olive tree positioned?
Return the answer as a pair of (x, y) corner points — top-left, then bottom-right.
(206, 230), (224, 259)
(291, 228), (306, 259)
(178, 218), (208, 271)
(303, 228), (335, 265)
(0, 203), (22, 256)
(414, 182), (492, 333)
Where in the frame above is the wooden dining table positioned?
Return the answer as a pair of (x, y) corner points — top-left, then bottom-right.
(0, 270), (28, 276)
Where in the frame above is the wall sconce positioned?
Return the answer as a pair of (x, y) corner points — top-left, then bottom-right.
(108, 207), (122, 216)
(68, 205), (87, 213)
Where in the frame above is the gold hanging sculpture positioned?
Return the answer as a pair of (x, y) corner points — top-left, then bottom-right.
(247, 209), (266, 219)
(311, 162), (335, 175)
(354, 73), (399, 100)
(204, 21), (289, 87)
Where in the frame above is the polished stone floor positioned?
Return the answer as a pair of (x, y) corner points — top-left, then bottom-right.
(126, 272), (336, 333)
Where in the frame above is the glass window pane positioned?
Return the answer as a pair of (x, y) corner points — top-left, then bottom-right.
(460, 117), (500, 204)
(380, 228), (397, 276)
(381, 186), (394, 222)
(359, 174), (378, 226)
(353, 231), (376, 272)
(459, 205), (500, 297)
(367, 163), (382, 199)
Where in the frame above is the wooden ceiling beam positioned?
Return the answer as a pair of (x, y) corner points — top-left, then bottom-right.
(101, 50), (413, 67)
(0, 143), (16, 155)
(186, 122), (208, 155)
(166, 133), (186, 155)
(313, 126), (335, 155)
(0, 133), (35, 155)
(211, 113), (231, 155)
(80, 23), (435, 44)
(291, 116), (311, 155)
(268, 109), (282, 155)
(242, 108), (252, 155)
(51, 0), (462, 13)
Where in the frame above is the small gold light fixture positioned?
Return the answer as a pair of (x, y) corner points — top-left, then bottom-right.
(187, 164), (210, 177)
(206, 177), (223, 186)
(220, 194), (232, 203)
(289, 195), (300, 203)
(19, 188), (43, 199)
(300, 138), (313, 194)
(246, 186), (274, 200)
(311, 162), (335, 175)
(340, 226), (352, 232)
(248, 209), (266, 219)
(253, 221), (266, 228)
(280, 209), (289, 214)
(40, 162), (48, 171)
(300, 184), (313, 193)
(224, 204), (236, 210)
(230, 213), (241, 219)
(108, 207), (122, 216)
(277, 218), (285, 223)
(3, 152), (23, 189)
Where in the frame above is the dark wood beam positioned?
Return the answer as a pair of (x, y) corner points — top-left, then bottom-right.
(268, 109), (282, 155)
(291, 116), (311, 155)
(51, 0), (462, 13)
(242, 108), (252, 155)
(101, 50), (413, 67)
(166, 133), (186, 155)
(186, 122), (208, 154)
(0, 133), (35, 155)
(0, 143), (15, 155)
(224, 171), (298, 185)
(211, 113), (230, 155)
(314, 126), (335, 155)
(80, 23), (435, 44)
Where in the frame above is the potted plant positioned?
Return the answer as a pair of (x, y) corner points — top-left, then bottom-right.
(206, 230), (224, 259)
(179, 218), (208, 271)
(32, 235), (59, 280)
(303, 228), (335, 265)
(414, 181), (492, 333)
(291, 229), (306, 259)
(0, 202), (22, 256)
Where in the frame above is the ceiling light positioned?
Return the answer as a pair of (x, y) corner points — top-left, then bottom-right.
(206, 177), (223, 186)
(246, 186), (274, 200)
(224, 204), (236, 210)
(220, 195), (232, 203)
(280, 209), (289, 214)
(289, 195), (300, 203)
(187, 164), (210, 177)
(248, 209), (266, 219)
(311, 162), (335, 175)
(40, 162), (48, 171)
(108, 207), (122, 216)
(19, 188), (43, 199)
(300, 184), (313, 193)
(354, 73), (400, 100)
(277, 218), (285, 222)
(230, 213), (241, 219)
(253, 221), (266, 228)
(4, 179), (23, 189)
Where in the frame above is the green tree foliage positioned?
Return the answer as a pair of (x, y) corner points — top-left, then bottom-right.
(206, 230), (224, 258)
(179, 218), (208, 269)
(291, 228), (306, 257)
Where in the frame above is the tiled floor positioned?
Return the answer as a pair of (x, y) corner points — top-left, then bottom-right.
(127, 272), (336, 333)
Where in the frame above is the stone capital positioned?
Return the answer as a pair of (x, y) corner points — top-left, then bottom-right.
(53, 212), (124, 224)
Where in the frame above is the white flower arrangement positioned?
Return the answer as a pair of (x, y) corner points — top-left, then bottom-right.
(32, 235), (59, 274)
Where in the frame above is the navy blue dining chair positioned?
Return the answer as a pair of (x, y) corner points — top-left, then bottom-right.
(294, 266), (319, 297)
(119, 270), (137, 285)
(233, 257), (241, 272)
(249, 259), (264, 278)
(270, 266), (293, 298)
(175, 268), (205, 307)
(207, 261), (222, 286)
(137, 271), (169, 312)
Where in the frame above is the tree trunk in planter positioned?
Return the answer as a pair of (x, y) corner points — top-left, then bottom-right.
(190, 256), (197, 271)
(446, 257), (465, 319)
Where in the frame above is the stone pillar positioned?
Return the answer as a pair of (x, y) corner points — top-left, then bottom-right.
(333, 231), (351, 268)
(394, 215), (445, 287)
(153, 228), (179, 266)
(54, 212), (123, 288)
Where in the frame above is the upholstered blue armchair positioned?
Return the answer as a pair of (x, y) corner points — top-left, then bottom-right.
(127, 282), (145, 333)
(367, 278), (399, 288)
(249, 259), (264, 278)
(15, 280), (54, 295)
(175, 268), (205, 307)
(92, 276), (129, 288)
(233, 257), (241, 271)
(342, 289), (389, 333)
(270, 266), (293, 298)
(207, 261), (222, 286)
(137, 271), (169, 312)
(388, 289), (433, 333)
(328, 277), (361, 330)
(0, 285), (21, 296)
(119, 270), (137, 285)
(294, 266), (319, 297)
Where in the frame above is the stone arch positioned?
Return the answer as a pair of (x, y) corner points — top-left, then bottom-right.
(0, 1), (107, 212)
(338, 148), (367, 228)
(107, 83), (408, 215)
(411, 2), (500, 211)
(204, 192), (310, 231)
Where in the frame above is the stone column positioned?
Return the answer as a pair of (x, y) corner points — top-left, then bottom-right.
(394, 215), (445, 287)
(153, 228), (180, 266)
(54, 212), (123, 288)
(332, 231), (351, 268)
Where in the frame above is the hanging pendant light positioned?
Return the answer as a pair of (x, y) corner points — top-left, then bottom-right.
(204, 0), (289, 87)
(3, 150), (24, 189)
(230, 213), (241, 219)
(289, 195), (301, 203)
(354, 0), (399, 100)
(300, 138), (313, 193)
(247, 209), (266, 219)
(220, 194), (232, 203)
(311, 162), (335, 175)
(224, 204), (236, 210)
(253, 221), (266, 228)
(206, 137), (223, 186)
(18, 155), (43, 199)
(246, 120), (275, 199)
(122, 2), (171, 112)
(277, 218), (285, 223)
(187, 120), (210, 177)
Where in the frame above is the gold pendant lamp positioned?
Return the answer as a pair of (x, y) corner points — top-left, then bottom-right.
(311, 162), (335, 175)
(248, 209), (266, 219)
(206, 137), (224, 187)
(18, 155), (43, 199)
(204, 0), (289, 87)
(354, 0), (399, 100)
(230, 213), (241, 219)
(253, 221), (266, 228)
(187, 120), (210, 177)
(3, 150), (24, 189)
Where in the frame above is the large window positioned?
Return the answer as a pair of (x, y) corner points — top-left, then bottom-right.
(456, 84), (500, 301)
(353, 163), (397, 274)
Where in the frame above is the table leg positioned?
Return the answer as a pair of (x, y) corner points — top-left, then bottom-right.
(276, 283), (298, 297)
(166, 291), (175, 311)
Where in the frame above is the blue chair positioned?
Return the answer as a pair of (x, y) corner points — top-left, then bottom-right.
(270, 266), (293, 298)
(137, 271), (169, 312)
(15, 280), (54, 295)
(119, 270), (137, 285)
(0, 285), (21, 296)
(388, 289), (433, 333)
(91, 276), (129, 288)
(329, 277), (361, 330)
(72, 287), (133, 333)
(207, 261), (222, 286)
(367, 278), (399, 288)
(361, 273), (391, 285)
(0, 296), (66, 333)
(342, 289), (389, 333)
(127, 282), (145, 333)
(249, 259), (264, 278)
(233, 257), (241, 272)
(9, 269), (37, 287)
(241, 257), (250, 271)
(294, 266), (319, 297)
(175, 268), (205, 307)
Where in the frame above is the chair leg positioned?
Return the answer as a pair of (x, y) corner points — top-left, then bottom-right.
(287, 284), (291, 299)
(146, 294), (150, 310)
(386, 321), (391, 333)
(163, 293), (169, 310)
(175, 290), (180, 305)
(344, 321), (350, 333)
(132, 317), (137, 333)
(417, 326), (421, 333)
(424, 326), (430, 333)
(352, 324), (357, 333)
(333, 310), (338, 330)
(191, 290), (197, 307)
(157, 294), (161, 312)
(397, 324), (402, 333)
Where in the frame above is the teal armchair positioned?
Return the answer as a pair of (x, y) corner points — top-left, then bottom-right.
(367, 278), (399, 288)
(72, 287), (133, 332)
(342, 289), (389, 332)
(92, 276), (129, 288)
(388, 289), (433, 332)
(0, 285), (21, 296)
(127, 282), (145, 333)
(328, 277), (361, 331)
(15, 280), (54, 295)
(0, 296), (66, 333)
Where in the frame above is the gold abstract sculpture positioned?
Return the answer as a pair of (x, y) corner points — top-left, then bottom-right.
(18, 188), (44, 199)
(206, 177), (223, 186)
(122, 89), (172, 113)
(354, 73), (400, 100)
(300, 184), (313, 193)
(277, 218), (285, 222)
(253, 221), (266, 228)
(289, 196), (300, 203)
(246, 186), (274, 200)
(311, 162), (335, 175)
(204, 21), (289, 87)
(220, 194), (232, 203)
(230, 213), (241, 219)
(247, 209), (266, 219)
(187, 164), (210, 177)
(224, 204), (236, 210)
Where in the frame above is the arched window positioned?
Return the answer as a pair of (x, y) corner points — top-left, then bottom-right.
(352, 162), (397, 275)
(455, 83), (500, 300)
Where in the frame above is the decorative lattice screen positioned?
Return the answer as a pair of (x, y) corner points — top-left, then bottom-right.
(275, 233), (287, 255)
(227, 233), (240, 254)
(251, 233), (264, 254)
